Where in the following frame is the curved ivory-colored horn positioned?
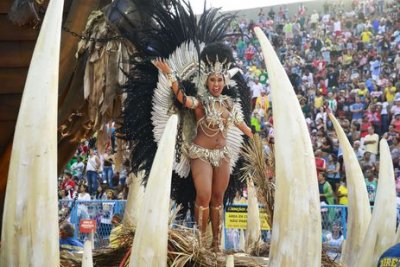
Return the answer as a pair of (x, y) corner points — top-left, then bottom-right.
(226, 255), (234, 267)
(328, 112), (371, 267)
(396, 219), (400, 242)
(129, 115), (178, 267)
(254, 27), (321, 267)
(0, 0), (64, 266)
(123, 171), (145, 227)
(239, 229), (245, 251)
(356, 138), (396, 267)
(246, 178), (261, 250)
(82, 240), (94, 267)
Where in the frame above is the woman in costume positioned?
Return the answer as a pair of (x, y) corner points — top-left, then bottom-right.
(152, 42), (253, 249)
(118, 0), (253, 251)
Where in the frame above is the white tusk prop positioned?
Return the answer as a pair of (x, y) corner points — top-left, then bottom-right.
(254, 27), (321, 267)
(246, 178), (261, 251)
(129, 115), (178, 267)
(397, 221), (400, 243)
(82, 240), (94, 267)
(123, 171), (145, 228)
(226, 255), (234, 267)
(0, 0), (64, 266)
(356, 139), (396, 267)
(239, 229), (245, 251)
(328, 112), (371, 267)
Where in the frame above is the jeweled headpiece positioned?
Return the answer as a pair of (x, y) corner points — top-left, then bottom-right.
(201, 55), (231, 78)
(199, 42), (235, 89)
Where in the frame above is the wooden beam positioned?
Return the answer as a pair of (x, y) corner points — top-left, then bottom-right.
(0, 121), (15, 148)
(0, 67), (28, 94)
(0, 94), (21, 121)
(0, 142), (12, 238)
(0, 41), (35, 68)
(0, 15), (38, 41)
(0, 0), (12, 14)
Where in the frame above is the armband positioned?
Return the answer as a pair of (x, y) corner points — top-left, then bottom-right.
(189, 97), (199, 109)
(232, 107), (244, 125)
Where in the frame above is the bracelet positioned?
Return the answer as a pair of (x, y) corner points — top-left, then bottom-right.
(166, 72), (177, 84)
(190, 98), (199, 109)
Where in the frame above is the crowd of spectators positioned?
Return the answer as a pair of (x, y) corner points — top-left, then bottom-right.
(58, 128), (129, 203)
(57, 130), (127, 247)
(223, 0), (400, 209)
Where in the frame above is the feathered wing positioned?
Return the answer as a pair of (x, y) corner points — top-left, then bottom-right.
(120, 0), (251, 206)
(151, 42), (201, 178)
(224, 72), (252, 203)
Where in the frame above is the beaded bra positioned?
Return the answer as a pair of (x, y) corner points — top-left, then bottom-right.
(197, 93), (242, 138)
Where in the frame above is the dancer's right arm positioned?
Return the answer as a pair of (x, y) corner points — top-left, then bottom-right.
(152, 59), (199, 109)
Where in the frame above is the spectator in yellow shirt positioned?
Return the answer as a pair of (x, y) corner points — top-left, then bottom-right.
(108, 214), (123, 249)
(314, 90), (324, 111)
(361, 29), (373, 43)
(384, 81), (396, 104)
(342, 50), (353, 66)
(357, 82), (369, 101)
(336, 180), (348, 205)
(256, 89), (270, 114)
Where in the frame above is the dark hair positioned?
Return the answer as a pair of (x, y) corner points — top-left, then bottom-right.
(60, 222), (75, 237)
(112, 214), (122, 224)
(200, 42), (234, 67)
(80, 184), (88, 192)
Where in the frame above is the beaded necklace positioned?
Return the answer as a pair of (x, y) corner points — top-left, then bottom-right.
(197, 93), (232, 138)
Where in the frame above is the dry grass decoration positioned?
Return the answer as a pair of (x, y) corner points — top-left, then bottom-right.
(240, 134), (341, 267)
(240, 134), (275, 227)
(60, 224), (264, 267)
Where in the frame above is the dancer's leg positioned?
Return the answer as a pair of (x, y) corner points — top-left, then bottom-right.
(191, 159), (213, 243)
(210, 159), (230, 250)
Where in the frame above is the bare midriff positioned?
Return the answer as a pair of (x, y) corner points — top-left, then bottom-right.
(192, 127), (227, 149)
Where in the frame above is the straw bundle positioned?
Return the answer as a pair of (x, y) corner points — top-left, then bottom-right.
(241, 134), (275, 227)
(60, 226), (264, 267)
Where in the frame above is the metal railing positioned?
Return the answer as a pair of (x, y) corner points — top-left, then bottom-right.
(58, 200), (352, 250)
(223, 204), (347, 252)
(59, 200), (126, 248)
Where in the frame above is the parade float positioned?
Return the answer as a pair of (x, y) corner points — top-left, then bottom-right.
(0, 1), (399, 267)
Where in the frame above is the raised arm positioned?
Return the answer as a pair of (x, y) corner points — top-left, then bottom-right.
(152, 59), (199, 109)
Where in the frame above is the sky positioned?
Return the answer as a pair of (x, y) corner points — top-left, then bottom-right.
(188, 0), (317, 14)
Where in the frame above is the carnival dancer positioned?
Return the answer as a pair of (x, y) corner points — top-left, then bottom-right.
(152, 43), (253, 250)
(119, 0), (253, 251)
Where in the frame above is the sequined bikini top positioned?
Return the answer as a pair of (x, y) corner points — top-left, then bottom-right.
(196, 93), (243, 138)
